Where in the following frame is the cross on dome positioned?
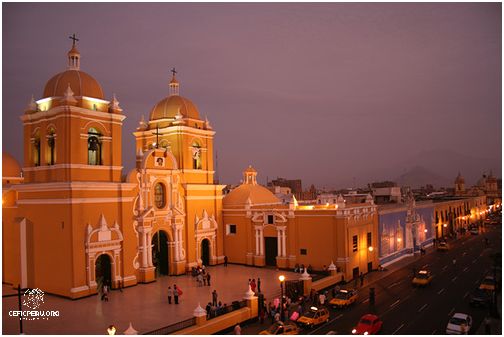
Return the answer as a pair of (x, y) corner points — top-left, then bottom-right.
(169, 67), (180, 96)
(69, 33), (79, 47)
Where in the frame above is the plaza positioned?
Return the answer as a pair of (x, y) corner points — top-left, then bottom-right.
(2, 264), (298, 334)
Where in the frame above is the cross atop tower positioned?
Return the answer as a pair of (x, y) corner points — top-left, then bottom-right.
(69, 33), (79, 47)
(171, 67), (177, 77)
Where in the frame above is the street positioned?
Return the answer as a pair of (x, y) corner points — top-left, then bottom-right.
(307, 224), (501, 335)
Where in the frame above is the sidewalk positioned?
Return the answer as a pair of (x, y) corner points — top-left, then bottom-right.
(2, 264), (298, 334)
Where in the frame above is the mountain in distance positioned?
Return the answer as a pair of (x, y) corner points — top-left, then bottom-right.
(392, 149), (501, 187)
(395, 165), (450, 188)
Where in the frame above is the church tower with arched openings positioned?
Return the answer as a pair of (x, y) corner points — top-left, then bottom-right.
(3, 36), (137, 299)
(132, 69), (225, 281)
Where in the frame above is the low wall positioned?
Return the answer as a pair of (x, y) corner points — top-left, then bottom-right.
(173, 307), (251, 335)
(311, 273), (344, 292)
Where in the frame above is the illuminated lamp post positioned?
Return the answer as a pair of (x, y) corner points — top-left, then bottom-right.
(278, 275), (285, 322)
(107, 325), (117, 335)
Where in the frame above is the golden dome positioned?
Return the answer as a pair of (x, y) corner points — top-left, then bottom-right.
(150, 95), (200, 120)
(244, 165), (257, 173)
(2, 152), (21, 178)
(223, 184), (281, 207)
(43, 70), (104, 99)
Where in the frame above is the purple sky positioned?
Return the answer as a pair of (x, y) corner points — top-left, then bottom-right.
(3, 3), (501, 189)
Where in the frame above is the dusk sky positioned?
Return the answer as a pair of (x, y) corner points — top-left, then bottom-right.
(3, 3), (501, 189)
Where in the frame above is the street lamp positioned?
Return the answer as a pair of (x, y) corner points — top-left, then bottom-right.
(368, 246), (374, 252)
(107, 325), (117, 335)
(278, 275), (285, 322)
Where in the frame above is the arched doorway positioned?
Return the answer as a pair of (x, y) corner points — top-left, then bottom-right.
(95, 254), (112, 290)
(264, 237), (278, 266)
(152, 231), (169, 276)
(201, 239), (210, 266)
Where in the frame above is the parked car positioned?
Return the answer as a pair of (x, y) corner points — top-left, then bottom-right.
(260, 322), (300, 335)
(329, 289), (358, 308)
(446, 313), (472, 334)
(297, 307), (330, 328)
(437, 241), (449, 251)
(479, 276), (497, 291)
(469, 288), (492, 307)
(351, 314), (383, 335)
(412, 270), (433, 287)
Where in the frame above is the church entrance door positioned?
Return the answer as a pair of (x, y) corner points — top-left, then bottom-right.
(265, 237), (278, 266)
(152, 231), (169, 276)
(95, 254), (112, 290)
(201, 239), (210, 266)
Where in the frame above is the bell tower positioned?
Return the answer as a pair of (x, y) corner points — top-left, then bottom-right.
(21, 36), (125, 183)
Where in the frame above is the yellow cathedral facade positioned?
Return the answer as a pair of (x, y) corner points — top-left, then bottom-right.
(3, 40), (379, 299)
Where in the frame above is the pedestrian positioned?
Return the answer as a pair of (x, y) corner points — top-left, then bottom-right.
(259, 308), (265, 324)
(212, 289), (218, 306)
(102, 284), (109, 302)
(206, 302), (211, 319)
(248, 278), (251, 286)
(484, 316), (491, 334)
(202, 264), (206, 273)
(274, 311), (280, 322)
(197, 273), (203, 287)
(203, 272), (207, 286)
(360, 272), (364, 287)
(224, 255), (228, 267)
(250, 279), (257, 293)
(257, 277), (261, 293)
(118, 280), (123, 292)
(319, 292), (326, 306)
(233, 324), (241, 335)
(174, 284), (180, 304)
(167, 286), (173, 304)
(207, 272), (211, 286)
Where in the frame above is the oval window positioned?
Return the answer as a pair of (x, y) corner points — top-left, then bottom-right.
(154, 183), (166, 209)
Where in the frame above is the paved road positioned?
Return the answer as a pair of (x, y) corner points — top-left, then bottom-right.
(307, 224), (501, 335)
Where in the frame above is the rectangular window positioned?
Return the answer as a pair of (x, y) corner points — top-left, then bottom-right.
(267, 215), (274, 224)
(226, 224), (236, 235)
(367, 232), (372, 247)
(352, 235), (358, 252)
(300, 249), (307, 255)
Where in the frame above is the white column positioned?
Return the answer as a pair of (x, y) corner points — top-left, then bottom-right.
(147, 231), (153, 267)
(259, 228), (264, 255)
(20, 219), (27, 288)
(277, 230), (281, 257)
(282, 229), (287, 257)
(141, 231), (148, 267)
(174, 229), (180, 261)
(255, 229), (259, 255)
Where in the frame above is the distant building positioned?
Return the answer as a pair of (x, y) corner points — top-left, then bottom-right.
(370, 181), (401, 204)
(269, 177), (317, 201)
(224, 167), (379, 280)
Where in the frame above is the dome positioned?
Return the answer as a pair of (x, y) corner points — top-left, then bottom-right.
(43, 70), (104, 99)
(223, 166), (281, 207)
(454, 172), (465, 184)
(223, 184), (281, 207)
(150, 95), (200, 120)
(3, 152), (22, 178)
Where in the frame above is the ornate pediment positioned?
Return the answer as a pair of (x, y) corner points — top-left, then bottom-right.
(195, 209), (217, 231)
(86, 214), (124, 247)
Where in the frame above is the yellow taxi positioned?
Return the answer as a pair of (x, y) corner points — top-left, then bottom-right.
(297, 307), (330, 328)
(259, 322), (300, 335)
(329, 289), (358, 308)
(437, 241), (449, 251)
(412, 270), (433, 286)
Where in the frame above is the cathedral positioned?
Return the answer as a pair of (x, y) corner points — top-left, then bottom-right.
(2, 39), (224, 299)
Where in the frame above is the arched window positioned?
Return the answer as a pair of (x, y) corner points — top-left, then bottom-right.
(33, 131), (41, 167)
(191, 142), (202, 170)
(88, 127), (102, 165)
(154, 183), (166, 209)
(47, 128), (56, 165)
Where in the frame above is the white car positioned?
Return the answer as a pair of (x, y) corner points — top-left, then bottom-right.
(446, 313), (472, 335)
